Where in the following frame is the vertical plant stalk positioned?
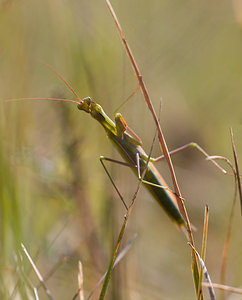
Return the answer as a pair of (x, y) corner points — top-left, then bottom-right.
(198, 205), (209, 300)
(99, 132), (156, 300)
(105, 0), (202, 297)
(230, 128), (242, 214)
(106, 0), (190, 228)
(219, 193), (235, 300)
(87, 235), (136, 300)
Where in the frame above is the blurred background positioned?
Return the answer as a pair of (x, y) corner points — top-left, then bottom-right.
(0, 0), (242, 299)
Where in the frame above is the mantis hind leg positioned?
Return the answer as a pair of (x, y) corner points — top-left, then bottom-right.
(151, 142), (235, 177)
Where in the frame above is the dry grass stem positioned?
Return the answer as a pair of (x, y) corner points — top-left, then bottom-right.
(203, 282), (242, 295)
(21, 243), (54, 300)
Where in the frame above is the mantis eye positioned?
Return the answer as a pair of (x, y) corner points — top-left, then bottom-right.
(83, 97), (92, 105)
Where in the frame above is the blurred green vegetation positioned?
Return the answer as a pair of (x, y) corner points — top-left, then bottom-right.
(0, 0), (242, 299)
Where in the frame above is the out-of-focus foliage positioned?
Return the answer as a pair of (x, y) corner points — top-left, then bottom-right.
(0, 0), (241, 299)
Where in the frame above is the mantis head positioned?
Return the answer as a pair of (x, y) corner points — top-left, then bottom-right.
(77, 97), (93, 113)
(77, 97), (116, 133)
(77, 97), (104, 118)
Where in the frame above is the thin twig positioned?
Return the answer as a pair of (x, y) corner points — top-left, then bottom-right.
(105, 0), (184, 215)
(105, 0), (201, 297)
(114, 85), (140, 113)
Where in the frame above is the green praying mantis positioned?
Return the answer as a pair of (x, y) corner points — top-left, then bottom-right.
(78, 96), (185, 227)
(9, 85), (184, 228)
(6, 1), (237, 235)
(9, 66), (233, 231)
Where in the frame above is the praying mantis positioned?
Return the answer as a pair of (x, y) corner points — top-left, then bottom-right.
(6, 0), (236, 234)
(10, 84), (185, 228)
(5, 3), (241, 299)
(9, 66), (232, 231)
(78, 96), (186, 227)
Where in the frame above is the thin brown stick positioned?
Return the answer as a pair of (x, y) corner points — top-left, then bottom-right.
(105, 1), (201, 295)
(114, 85), (141, 113)
(105, 0), (192, 231)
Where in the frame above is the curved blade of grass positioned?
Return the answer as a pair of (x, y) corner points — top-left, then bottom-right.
(230, 128), (242, 215)
(98, 214), (137, 300)
(86, 234), (136, 300)
(188, 243), (215, 300)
